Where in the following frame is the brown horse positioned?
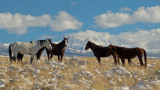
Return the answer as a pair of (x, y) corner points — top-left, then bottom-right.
(46, 37), (68, 62)
(85, 41), (118, 65)
(108, 44), (147, 67)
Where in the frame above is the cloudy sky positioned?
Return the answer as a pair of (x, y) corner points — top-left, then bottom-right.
(0, 0), (160, 46)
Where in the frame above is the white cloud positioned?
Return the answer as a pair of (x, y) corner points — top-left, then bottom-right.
(95, 6), (160, 28)
(120, 7), (132, 12)
(0, 11), (83, 34)
(67, 29), (160, 54)
(0, 13), (51, 34)
(39, 34), (56, 39)
(94, 11), (133, 28)
(50, 11), (83, 31)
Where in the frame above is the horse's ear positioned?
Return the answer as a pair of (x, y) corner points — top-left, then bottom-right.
(108, 44), (112, 48)
(47, 38), (52, 43)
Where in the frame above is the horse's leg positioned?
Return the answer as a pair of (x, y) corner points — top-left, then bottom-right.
(30, 55), (34, 64)
(121, 58), (125, 66)
(50, 53), (53, 60)
(61, 55), (64, 62)
(21, 54), (24, 64)
(58, 55), (60, 62)
(113, 55), (118, 65)
(13, 52), (18, 63)
(128, 59), (131, 65)
(17, 53), (21, 64)
(138, 56), (143, 66)
(46, 50), (50, 60)
(96, 57), (101, 65)
(118, 57), (120, 65)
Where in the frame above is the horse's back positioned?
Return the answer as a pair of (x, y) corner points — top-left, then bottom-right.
(94, 46), (112, 57)
(118, 47), (143, 59)
(11, 42), (36, 54)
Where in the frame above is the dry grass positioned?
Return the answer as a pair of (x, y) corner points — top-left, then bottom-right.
(0, 56), (160, 89)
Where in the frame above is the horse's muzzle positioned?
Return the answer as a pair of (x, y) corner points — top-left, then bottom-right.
(85, 47), (88, 50)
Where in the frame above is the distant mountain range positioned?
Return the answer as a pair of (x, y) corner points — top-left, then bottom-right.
(1, 29), (160, 58)
(0, 43), (9, 56)
(1, 36), (160, 59)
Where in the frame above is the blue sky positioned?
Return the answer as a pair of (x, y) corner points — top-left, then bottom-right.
(0, 0), (160, 43)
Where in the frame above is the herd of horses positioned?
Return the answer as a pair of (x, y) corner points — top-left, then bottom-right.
(8, 37), (147, 67)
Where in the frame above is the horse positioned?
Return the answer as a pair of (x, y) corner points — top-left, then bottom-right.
(9, 39), (52, 64)
(46, 37), (68, 62)
(108, 44), (147, 67)
(85, 41), (118, 65)
(16, 47), (46, 64)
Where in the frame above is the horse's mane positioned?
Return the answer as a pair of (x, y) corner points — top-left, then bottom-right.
(37, 39), (52, 46)
(57, 39), (66, 48)
(58, 39), (64, 45)
(89, 41), (104, 48)
(47, 39), (52, 45)
(110, 44), (133, 49)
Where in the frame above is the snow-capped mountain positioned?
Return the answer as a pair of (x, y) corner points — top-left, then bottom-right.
(0, 43), (9, 56)
(1, 29), (160, 58)
(66, 30), (160, 58)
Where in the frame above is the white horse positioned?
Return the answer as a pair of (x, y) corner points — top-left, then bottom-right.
(9, 39), (52, 64)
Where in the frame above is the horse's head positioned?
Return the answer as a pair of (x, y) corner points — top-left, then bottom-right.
(44, 39), (52, 51)
(64, 37), (68, 47)
(85, 41), (91, 50)
(108, 44), (112, 49)
(108, 44), (117, 52)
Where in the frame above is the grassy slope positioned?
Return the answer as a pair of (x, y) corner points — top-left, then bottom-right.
(0, 56), (160, 89)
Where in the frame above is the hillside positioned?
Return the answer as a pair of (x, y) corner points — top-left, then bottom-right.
(0, 56), (160, 89)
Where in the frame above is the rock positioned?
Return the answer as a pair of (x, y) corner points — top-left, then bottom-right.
(0, 79), (6, 88)
(9, 65), (16, 72)
(129, 81), (152, 90)
(112, 67), (130, 76)
(78, 60), (88, 65)
(33, 82), (41, 89)
(79, 65), (87, 70)
(0, 67), (7, 72)
(56, 75), (65, 81)
(108, 80), (116, 85)
(73, 71), (94, 81)
(50, 61), (66, 69)
(95, 69), (101, 74)
(108, 86), (129, 90)
(150, 79), (160, 88)
(0, 73), (5, 78)
(63, 84), (75, 89)
(76, 79), (92, 89)
(104, 67), (131, 79)
(33, 69), (40, 75)
(59, 63), (66, 69)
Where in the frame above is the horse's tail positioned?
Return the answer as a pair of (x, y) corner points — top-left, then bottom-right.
(9, 44), (12, 63)
(142, 49), (147, 67)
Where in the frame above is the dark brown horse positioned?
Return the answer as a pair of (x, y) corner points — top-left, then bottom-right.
(85, 41), (118, 65)
(46, 37), (68, 62)
(108, 44), (147, 67)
